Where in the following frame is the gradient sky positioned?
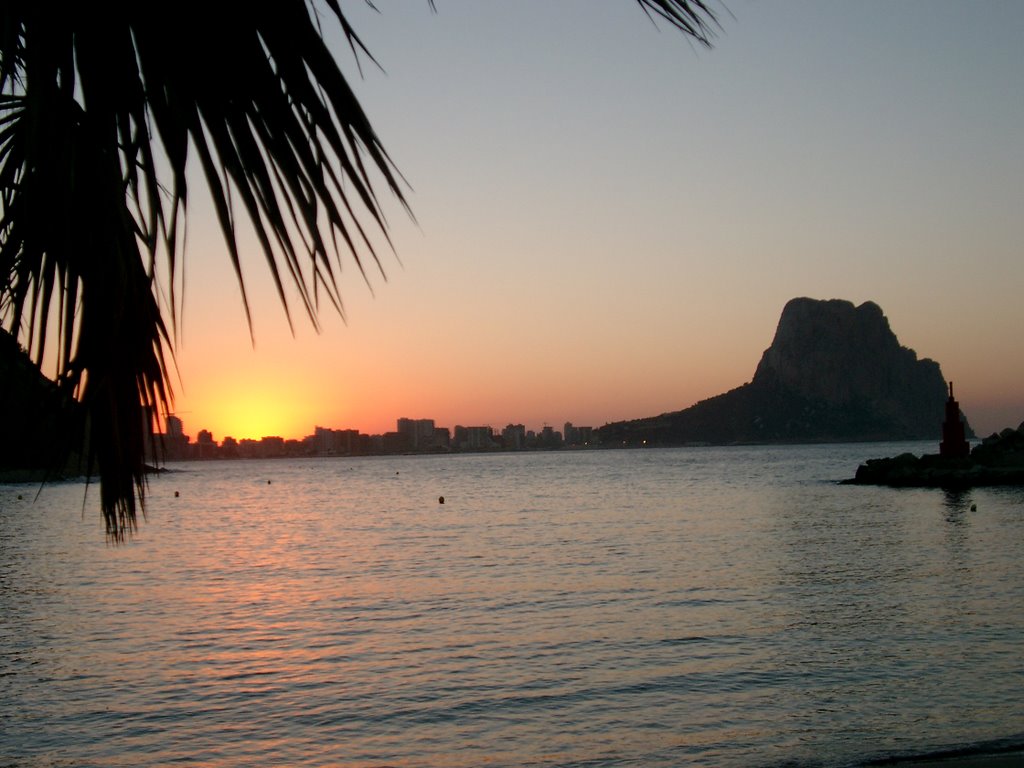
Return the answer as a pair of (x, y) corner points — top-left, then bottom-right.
(169, 0), (1023, 441)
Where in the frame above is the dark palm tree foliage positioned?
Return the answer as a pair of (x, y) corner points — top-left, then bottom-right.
(0, 1), (715, 539)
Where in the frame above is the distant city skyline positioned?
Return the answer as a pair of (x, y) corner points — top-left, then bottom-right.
(157, 413), (596, 460)
(162, 413), (595, 449)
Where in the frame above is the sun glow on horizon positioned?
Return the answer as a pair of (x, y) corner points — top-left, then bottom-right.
(192, 388), (318, 443)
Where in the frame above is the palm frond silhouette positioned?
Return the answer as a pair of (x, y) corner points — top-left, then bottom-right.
(0, 1), (716, 539)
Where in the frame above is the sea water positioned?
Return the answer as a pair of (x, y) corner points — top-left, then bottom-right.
(1, 443), (1023, 767)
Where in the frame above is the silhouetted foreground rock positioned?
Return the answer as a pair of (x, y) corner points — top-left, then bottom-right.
(844, 424), (1024, 488)
(600, 298), (968, 446)
(0, 328), (82, 477)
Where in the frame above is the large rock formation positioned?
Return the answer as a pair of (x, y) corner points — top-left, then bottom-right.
(0, 328), (82, 478)
(599, 298), (969, 446)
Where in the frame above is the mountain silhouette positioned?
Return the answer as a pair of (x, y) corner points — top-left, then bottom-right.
(0, 328), (81, 477)
(599, 298), (969, 446)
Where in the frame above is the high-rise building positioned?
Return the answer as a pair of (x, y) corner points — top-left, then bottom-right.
(463, 426), (495, 451)
(166, 414), (184, 438)
(563, 423), (594, 447)
(397, 418), (437, 450)
(502, 424), (527, 450)
(158, 414), (189, 460)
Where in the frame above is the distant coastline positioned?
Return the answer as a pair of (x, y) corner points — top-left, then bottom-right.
(3, 300), (1017, 475)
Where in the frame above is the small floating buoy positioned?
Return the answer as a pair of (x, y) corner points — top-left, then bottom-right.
(17, 494), (23, 500)
(174, 491), (179, 498)
(267, 480), (272, 485)
(970, 503), (977, 511)
(438, 496), (445, 504)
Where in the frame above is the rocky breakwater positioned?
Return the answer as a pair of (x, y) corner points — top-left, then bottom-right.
(844, 425), (1024, 488)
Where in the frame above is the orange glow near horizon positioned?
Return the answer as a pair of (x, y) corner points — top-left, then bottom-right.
(200, 394), (306, 442)
(182, 376), (327, 443)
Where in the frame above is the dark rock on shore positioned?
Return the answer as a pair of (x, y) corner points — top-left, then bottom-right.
(844, 423), (1024, 488)
(600, 298), (967, 446)
(0, 328), (83, 476)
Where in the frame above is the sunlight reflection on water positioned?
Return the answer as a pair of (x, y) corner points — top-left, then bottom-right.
(2, 444), (1023, 767)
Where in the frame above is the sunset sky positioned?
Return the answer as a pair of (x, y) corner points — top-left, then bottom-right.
(169, 1), (1023, 441)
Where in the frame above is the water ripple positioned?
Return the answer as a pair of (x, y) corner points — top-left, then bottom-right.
(2, 445), (1023, 767)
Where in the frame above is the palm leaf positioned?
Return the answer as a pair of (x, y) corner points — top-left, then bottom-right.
(0, 1), (718, 538)
(637, 0), (718, 42)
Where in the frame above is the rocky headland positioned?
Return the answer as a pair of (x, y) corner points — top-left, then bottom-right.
(599, 297), (968, 446)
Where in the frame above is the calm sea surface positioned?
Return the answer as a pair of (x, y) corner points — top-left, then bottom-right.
(2, 443), (1023, 767)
